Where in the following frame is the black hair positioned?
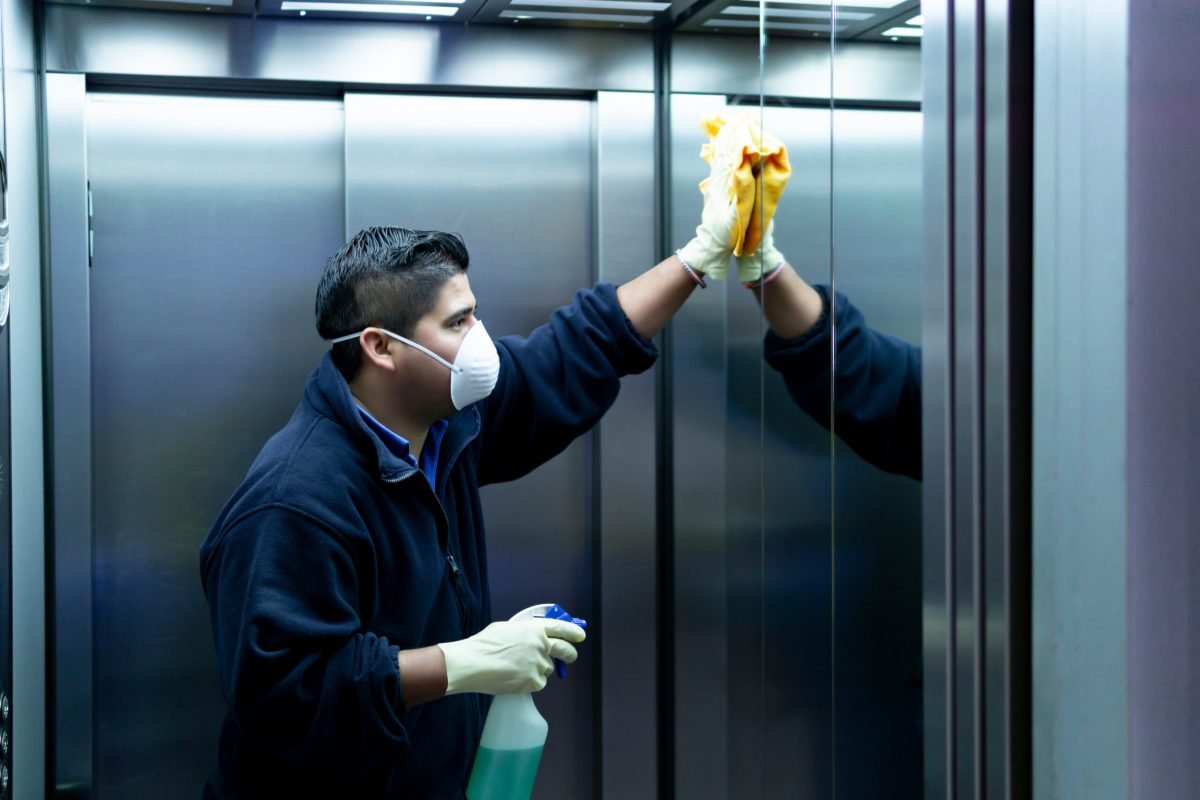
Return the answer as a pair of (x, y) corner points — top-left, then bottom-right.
(315, 227), (470, 380)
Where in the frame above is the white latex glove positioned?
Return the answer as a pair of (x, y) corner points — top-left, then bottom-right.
(736, 220), (786, 284)
(438, 618), (586, 696)
(677, 135), (739, 281)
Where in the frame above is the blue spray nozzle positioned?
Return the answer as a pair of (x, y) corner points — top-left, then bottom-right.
(539, 604), (588, 679)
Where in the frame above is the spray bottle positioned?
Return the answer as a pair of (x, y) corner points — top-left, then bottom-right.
(465, 603), (588, 800)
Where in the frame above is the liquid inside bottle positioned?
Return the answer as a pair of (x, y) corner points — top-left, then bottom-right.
(465, 743), (544, 800)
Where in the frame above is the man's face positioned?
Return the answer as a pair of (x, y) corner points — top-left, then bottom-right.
(400, 272), (479, 415)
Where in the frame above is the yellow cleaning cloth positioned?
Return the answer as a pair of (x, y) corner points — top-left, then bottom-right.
(698, 114), (791, 256)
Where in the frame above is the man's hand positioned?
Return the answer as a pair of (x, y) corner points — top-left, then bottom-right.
(677, 123), (741, 280)
(438, 618), (586, 696)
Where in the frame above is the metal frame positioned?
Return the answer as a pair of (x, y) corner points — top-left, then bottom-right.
(922, 1), (1032, 797)
(43, 70), (91, 796)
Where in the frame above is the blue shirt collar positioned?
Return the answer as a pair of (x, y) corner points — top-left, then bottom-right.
(355, 405), (448, 492)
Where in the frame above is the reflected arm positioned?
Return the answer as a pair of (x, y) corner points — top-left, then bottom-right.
(750, 262), (824, 339)
(760, 283), (923, 480)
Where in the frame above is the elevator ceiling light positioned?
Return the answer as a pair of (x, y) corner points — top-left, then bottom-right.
(281, 1), (459, 12)
(735, 1), (872, 18)
(807, 0), (905, 7)
(499, 8), (651, 21)
(510, 0), (669, 10)
(723, 5), (858, 20)
(907, 14), (923, 25)
(881, 26), (922, 36)
(704, 18), (849, 32)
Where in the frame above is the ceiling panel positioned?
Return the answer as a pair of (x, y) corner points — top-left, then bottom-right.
(47, 0), (922, 37)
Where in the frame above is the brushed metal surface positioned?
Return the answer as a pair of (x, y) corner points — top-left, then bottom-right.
(84, 92), (345, 796)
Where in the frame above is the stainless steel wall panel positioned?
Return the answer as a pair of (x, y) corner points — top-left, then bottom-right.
(667, 91), (733, 799)
(44, 6), (655, 92)
(82, 92), (345, 797)
(344, 91), (599, 798)
(828, 107), (924, 799)
(595, 90), (658, 800)
(1032, 0), (1130, 796)
(5, 0), (50, 792)
(45, 71), (93, 795)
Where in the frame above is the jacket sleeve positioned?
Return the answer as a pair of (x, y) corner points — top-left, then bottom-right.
(202, 504), (412, 777)
(764, 285), (923, 480)
(476, 282), (658, 485)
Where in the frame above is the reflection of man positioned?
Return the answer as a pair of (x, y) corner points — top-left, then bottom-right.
(741, 229), (923, 481)
(198, 146), (752, 796)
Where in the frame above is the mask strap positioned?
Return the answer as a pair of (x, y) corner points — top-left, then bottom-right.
(328, 327), (462, 373)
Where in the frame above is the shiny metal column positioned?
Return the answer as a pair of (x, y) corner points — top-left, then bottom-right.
(922, 2), (953, 796)
(922, 1), (1033, 798)
(595, 90), (658, 799)
(44, 72), (92, 796)
(4, 0), (49, 792)
(982, 1), (1033, 797)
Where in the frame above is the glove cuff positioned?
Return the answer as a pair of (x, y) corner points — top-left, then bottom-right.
(678, 226), (732, 281)
(736, 243), (785, 283)
(437, 641), (468, 696)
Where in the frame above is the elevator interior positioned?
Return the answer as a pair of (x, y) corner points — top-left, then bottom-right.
(35, 1), (926, 797)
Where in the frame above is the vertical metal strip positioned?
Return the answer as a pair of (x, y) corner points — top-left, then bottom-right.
(952, 2), (981, 796)
(982, 1), (1034, 797)
(922, 0), (954, 796)
(652, 26), (675, 800)
(596, 89), (659, 800)
(44, 71), (92, 796)
(589, 96), (605, 800)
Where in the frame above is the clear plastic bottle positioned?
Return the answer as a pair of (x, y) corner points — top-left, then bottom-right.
(465, 604), (587, 800)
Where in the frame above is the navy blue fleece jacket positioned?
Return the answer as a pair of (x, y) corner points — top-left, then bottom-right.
(199, 283), (657, 798)
(764, 285), (922, 480)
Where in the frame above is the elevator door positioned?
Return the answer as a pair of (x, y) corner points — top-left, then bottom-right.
(85, 93), (345, 797)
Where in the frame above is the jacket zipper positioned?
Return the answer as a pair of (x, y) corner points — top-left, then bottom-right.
(446, 553), (469, 637)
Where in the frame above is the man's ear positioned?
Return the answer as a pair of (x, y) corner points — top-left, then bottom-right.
(358, 329), (398, 373)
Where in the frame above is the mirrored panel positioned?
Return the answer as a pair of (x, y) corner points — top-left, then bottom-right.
(829, 4), (925, 794)
(670, 13), (836, 797)
(754, 25), (838, 800)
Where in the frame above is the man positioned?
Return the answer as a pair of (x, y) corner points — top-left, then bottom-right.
(740, 225), (923, 481)
(199, 149), (745, 794)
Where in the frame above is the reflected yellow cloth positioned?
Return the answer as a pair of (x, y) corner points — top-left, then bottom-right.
(698, 113), (791, 257)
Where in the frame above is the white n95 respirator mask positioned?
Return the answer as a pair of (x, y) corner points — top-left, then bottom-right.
(331, 320), (500, 410)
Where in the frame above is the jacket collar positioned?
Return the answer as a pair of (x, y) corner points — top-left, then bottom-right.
(306, 352), (480, 484)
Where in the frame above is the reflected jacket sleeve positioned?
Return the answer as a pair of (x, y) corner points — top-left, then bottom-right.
(476, 282), (658, 485)
(764, 285), (923, 480)
(202, 505), (411, 778)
